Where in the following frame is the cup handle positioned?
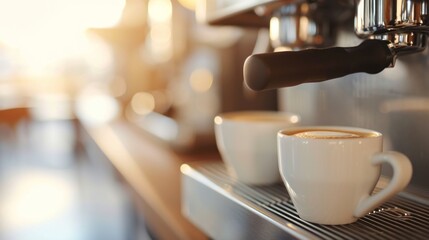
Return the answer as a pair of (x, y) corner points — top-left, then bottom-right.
(354, 151), (413, 218)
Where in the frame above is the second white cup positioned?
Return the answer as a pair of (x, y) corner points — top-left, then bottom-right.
(214, 111), (299, 185)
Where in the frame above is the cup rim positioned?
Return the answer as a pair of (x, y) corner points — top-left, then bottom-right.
(278, 126), (382, 140)
(214, 111), (300, 125)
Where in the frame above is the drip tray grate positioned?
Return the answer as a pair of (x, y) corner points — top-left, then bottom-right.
(181, 161), (429, 240)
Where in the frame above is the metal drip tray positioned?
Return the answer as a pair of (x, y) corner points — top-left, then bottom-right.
(181, 161), (429, 239)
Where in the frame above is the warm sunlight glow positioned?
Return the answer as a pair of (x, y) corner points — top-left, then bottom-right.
(0, 0), (125, 76)
(269, 17), (280, 42)
(214, 116), (223, 125)
(0, 171), (75, 230)
(178, 0), (196, 10)
(189, 68), (214, 93)
(131, 92), (156, 115)
(146, 0), (173, 63)
(75, 91), (120, 125)
(290, 115), (299, 123)
(148, 0), (172, 24)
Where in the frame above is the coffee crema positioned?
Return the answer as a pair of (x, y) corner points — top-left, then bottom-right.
(291, 129), (378, 139)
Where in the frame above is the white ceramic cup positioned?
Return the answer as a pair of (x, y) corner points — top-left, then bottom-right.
(214, 111), (299, 185)
(277, 126), (413, 225)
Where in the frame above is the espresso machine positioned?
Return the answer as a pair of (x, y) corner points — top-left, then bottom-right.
(182, 0), (429, 239)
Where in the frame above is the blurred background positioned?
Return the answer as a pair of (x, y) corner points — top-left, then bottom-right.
(0, 0), (276, 239)
(3, 0), (429, 239)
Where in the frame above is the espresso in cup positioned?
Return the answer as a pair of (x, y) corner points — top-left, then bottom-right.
(277, 126), (412, 225)
(291, 129), (378, 139)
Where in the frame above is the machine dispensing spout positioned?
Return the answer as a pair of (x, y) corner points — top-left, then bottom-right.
(244, 40), (394, 91)
(244, 0), (429, 91)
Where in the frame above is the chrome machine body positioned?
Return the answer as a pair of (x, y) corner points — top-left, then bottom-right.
(182, 1), (429, 239)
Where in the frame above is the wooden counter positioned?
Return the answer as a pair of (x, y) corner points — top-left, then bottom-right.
(82, 118), (220, 240)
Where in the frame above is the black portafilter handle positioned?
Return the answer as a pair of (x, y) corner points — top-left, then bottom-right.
(244, 40), (394, 91)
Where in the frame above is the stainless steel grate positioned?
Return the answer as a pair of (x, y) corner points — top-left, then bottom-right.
(184, 161), (429, 240)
